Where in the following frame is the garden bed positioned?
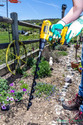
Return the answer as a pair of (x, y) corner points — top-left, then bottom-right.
(0, 44), (82, 125)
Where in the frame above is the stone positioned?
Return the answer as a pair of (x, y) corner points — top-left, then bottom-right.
(59, 97), (65, 102)
(65, 82), (70, 86)
(63, 85), (68, 89)
(55, 105), (63, 115)
(61, 91), (66, 96)
(65, 75), (72, 83)
(62, 88), (66, 92)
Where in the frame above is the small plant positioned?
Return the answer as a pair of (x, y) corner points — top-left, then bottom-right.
(78, 62), (82, 73)
(19, 80), (25, 84)
(62, 74), (65, 77)
(20, 83), (29, 90)
(74, 67), (78, 70)
(0, 77), (9, 92)
(9, 82), (29, 102)
(0, 80), (14, 111)
(22, 71), (29, 78)
(56, 51), (68, 56)
(14, 91), (24, 102)
(0, 90), (14, 105)
(55, 45), (67, 51)
(32, 59), (51, 78)
(34, 83), (56, 98)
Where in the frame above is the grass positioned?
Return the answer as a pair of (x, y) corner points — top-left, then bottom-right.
(0, 31), (11, 43)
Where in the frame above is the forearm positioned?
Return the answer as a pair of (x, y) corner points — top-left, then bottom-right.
(62, 7), (82, 24)
(62, 0), (83, 24)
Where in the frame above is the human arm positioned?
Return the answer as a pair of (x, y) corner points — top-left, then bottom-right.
(50, 0), (83, 39)
(62, 0), (83, 24)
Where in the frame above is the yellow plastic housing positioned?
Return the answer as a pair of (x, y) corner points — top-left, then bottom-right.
(60, 26), (68, 45)
(40, 20), (53, 41)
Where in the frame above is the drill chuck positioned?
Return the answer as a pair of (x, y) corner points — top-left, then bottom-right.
(39, 39), (47, 50)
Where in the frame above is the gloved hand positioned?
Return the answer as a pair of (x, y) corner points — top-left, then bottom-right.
(50, 20), (66, 39)
(65, 16), (83, 43)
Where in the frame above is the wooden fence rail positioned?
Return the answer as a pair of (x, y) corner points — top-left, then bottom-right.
(0, 16), (41, 29)
(0, 40), (40, 49)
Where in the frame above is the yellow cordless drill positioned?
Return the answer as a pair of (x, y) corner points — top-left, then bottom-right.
(40, 20), (68, 47)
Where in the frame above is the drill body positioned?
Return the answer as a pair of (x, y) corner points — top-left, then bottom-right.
(39, 20), (53, 50)
(40, 20), (68, 46)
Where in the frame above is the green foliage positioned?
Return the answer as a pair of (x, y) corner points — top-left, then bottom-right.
(19, 80), (24, 84)
(0, 90), (11, 105)
(56, 51), (68, 56)
(55, 45), (67, 51)
(14, 91), (24, 102)
(34, 83), (56, 98)
(74, 67), (78, 70)
(22, 72), (29, 78)
(78, 62), (82, 69)
(38, 61), (51, 78)
(27, 57), (34, 67)
(32, 58), (51, 78)
(20, 83), (29, 90)
(16, 68), (24, 75)
(0, 77), (9, 92)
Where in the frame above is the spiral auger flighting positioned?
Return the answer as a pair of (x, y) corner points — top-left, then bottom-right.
(27, 51), (41, 110)
(27, 39), (45, 110)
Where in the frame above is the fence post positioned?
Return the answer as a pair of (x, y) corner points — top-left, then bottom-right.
(10, 12), (20, 69)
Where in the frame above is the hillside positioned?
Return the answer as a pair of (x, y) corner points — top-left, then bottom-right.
(22, 18), (60, 26)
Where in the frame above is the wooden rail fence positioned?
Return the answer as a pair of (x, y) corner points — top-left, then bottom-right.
(0, 12), (41, 76)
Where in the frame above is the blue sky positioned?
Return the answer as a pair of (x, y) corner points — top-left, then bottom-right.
(0, 0), (73, 20)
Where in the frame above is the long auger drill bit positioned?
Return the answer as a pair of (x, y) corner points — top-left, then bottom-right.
(27, 40), (46, 110)
(27, 20), (52, 110)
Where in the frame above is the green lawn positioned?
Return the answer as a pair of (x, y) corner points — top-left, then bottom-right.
(0, 31), (10, 43)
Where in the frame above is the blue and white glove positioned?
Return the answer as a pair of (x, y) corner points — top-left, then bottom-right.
(51, 20), (66, 39)
(66, 16), (83, 43)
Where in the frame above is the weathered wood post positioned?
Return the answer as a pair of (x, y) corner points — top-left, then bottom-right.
(10, 12), (20, 70)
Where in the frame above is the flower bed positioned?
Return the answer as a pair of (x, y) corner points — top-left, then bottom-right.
(0, 78), (29, 111)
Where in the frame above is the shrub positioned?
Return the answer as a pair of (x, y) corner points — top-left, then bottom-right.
(27, 57), (34, 67)
(55, 45), (67, 51)
(32, 58), (51, 78)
